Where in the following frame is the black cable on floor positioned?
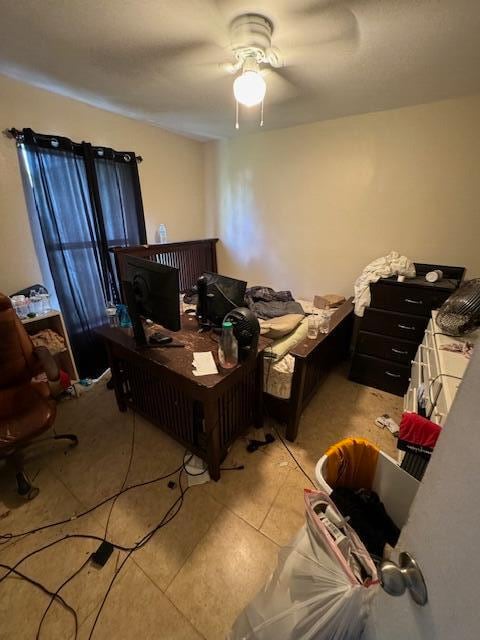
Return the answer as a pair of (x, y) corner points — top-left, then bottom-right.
(87, 467), (190, 639)
(1, 463), (190, 640)
(270, 424), (317, 488)
(36, 556), (90, 640)
(0, 460), (185, 544)
(0, 432), (193, 640)
(1, 407), (239, 639)
(262, 351), (317, 489)
(0, 563), (79, 637)
(0, 535), (125, 586)
(219, 465), (245, 471)
(103, 411), (136, 540)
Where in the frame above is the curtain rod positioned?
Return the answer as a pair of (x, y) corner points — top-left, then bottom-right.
(3, 127), (143, 163)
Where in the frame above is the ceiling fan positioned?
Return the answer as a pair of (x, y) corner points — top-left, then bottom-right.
(107, 2), (359, 131)
(217, 4), (359, 130)
(222, 13), (281, 128)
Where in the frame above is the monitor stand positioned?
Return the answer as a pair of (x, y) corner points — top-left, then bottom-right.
(123, 282), (180, 349)
(149, 332), (173, 346)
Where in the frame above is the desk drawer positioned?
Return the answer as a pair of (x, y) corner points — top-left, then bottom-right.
(362, 308), (428, 342)
(356, 331), (417, 365)
(350, 354), (410, 396)
(370, 281), (450, 317)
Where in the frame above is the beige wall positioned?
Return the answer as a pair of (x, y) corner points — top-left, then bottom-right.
(206, 95), (480, 299)
(0, 74), (205, 294)
(2, 77), (478, 300)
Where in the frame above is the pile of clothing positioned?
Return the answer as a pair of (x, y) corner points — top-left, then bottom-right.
(354, 251), (415, 317)
(331, 487), (400, 559)
(245, 286), (304, 319)
(30, 328), (66, 355)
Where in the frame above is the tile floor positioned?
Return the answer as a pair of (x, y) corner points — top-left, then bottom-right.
(0, 363), (403, 640)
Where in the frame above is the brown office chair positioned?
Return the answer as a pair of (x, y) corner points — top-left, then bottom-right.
(0, 293), (78, 499)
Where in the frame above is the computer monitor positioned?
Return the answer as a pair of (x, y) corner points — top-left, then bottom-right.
(197, 272), (247, 328)
(123, 255), (180, 347)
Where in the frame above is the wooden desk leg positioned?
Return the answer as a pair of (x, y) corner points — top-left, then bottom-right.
(107, 345), (127, 413)
(254, 353), (264, 429)
(286, 359), (307, 442)
(204, 397), (221, 481)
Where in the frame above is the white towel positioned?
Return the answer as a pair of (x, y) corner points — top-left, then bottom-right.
(354, 251), (415, 317)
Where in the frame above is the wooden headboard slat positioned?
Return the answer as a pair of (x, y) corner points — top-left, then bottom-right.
(110, 238), (219, 299)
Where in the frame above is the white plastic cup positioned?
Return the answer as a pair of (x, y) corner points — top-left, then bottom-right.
(425, 270), (443, 283)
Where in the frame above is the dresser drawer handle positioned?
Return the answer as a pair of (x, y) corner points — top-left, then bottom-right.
(405, 298), (423, 305)
(392, 347), (408, 355)
(385, 371), (401, 378)
(398, 323), (416, 331)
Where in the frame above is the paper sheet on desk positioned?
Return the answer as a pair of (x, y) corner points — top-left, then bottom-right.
(192, 351), (218, 376)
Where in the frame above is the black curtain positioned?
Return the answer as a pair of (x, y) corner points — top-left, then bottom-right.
(15, 128), (146, 378)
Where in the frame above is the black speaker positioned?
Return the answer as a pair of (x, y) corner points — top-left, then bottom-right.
(196, 275), (209, 328)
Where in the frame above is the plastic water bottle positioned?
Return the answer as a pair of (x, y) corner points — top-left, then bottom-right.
(117, 304), (132, 328)
(105, 302), (118, 327)
(158, 224), (168, 244)
(218, 321), (238, 369)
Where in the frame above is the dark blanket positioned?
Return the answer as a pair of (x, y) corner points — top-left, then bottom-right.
(245, 286), (304, 320)
(331, 487), (400, 558)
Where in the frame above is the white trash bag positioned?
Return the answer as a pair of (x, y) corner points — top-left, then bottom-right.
(228, 490), (379, 640)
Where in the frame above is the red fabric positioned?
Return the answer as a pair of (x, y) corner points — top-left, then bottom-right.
(59, 369), (71, 390)
(399, 412), (441, 449)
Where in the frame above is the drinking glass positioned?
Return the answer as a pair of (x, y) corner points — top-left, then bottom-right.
(318, 311), (330, 334)
(307, 314), (319, 339)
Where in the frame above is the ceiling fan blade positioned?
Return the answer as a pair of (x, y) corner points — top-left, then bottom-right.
(284, 0), (359, 51)
(263, 67), (299, 104)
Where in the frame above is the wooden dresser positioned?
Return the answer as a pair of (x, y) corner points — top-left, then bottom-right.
(349, 263), (465, 396)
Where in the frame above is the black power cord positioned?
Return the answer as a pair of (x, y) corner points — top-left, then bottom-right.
(36, 556), (90, 640)
(1, 460), (191, 640)
(0, 460), (185, 545)
(262, 346), (317, 489)
(103, 412), (137, 541)
(87, 463), (191, 639)
(1, 388), (270, 639)
(0, 408), (194, 640)
(0, 562), (79, 637)
(270, 424), (316, 488)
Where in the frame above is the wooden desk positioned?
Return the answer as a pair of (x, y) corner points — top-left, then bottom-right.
(97, 315), (269, 480)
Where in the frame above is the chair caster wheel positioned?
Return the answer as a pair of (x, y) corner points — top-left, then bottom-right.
(16, 472), (39, 500)
(25, 486), (40, 500)
(54, 434), (79, 447)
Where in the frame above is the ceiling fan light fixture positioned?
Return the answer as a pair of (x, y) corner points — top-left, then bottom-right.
(233, 69), (266, 107)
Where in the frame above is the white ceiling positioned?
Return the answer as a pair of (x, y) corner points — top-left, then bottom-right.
(1, 0), (480, 140)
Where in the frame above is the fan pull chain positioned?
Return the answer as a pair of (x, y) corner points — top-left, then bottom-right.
(260, 100), (264, 127)
(235, 100), (239, 130)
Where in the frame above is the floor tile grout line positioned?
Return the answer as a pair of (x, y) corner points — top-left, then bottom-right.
(132, 558), (207, 640)
(257, 466), (293, 532)
(154, 500), (225, 593)
(74, 550), (136, 636)
(200, 490), (284, 548)
(46, 465), (111, 532)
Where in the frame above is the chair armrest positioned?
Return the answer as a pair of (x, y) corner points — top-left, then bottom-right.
(34, 346), (60, 382)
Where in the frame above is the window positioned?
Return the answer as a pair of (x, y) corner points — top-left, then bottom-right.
(17, 128), (146, 377)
